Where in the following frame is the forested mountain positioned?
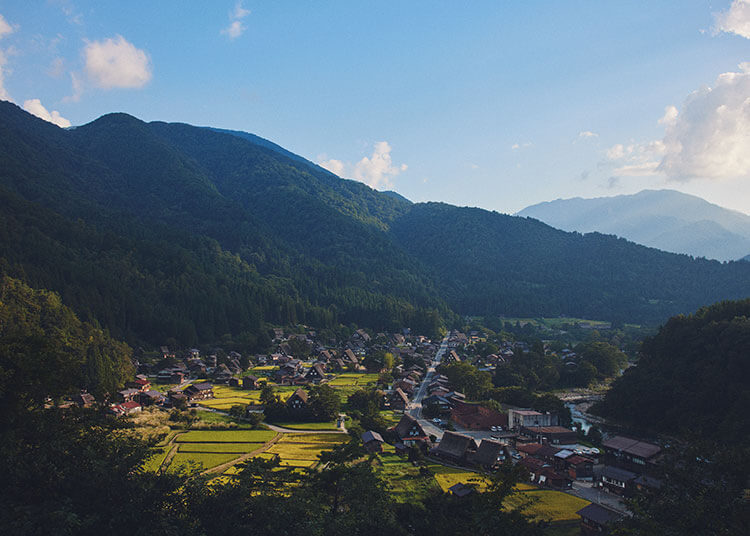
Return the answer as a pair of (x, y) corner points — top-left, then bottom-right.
(389, 203), (750, 324)
(0, 101), (448, 346)
(593, 299), (750, 445)
(2, 101), (750, 347)
(518, 189), (750, 261)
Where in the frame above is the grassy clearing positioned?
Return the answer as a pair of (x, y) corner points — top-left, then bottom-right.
(177, 442), (265, 453)
(507, 490), (589, 523)
(379, 410), (402, 427)
(431, 467), (489, 492)
(167, 452), (240, 473)
(375, 452), (441, 501)
(176, 430), (277, 443)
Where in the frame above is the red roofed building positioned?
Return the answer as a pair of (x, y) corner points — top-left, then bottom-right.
(451, 402), (508, 430)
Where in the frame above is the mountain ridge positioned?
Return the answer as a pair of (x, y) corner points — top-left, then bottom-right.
(518, 189), (750, 261)
(2, 101), (750, 345)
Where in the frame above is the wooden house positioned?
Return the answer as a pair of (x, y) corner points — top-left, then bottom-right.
(576, 503), (623, 535)
(393, 414), (429, 446)
(286, 388), (309, 411)
(361, 430), (385, 453)
(184, 382), (214, 401)
(433, 430), (476, 463)
(602, 435), (661, 474)
(242, 375), (260, 390)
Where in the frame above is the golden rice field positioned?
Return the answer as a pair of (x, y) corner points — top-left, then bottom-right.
(506, 490), (590, 523)
(176, 429), (277, 443)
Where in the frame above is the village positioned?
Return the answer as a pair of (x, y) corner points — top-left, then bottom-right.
(66, 326), (663, 535)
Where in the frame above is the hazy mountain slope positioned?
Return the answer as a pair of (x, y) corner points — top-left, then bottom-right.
(518, 190), (750, 261)
(390, 203), (750, 324)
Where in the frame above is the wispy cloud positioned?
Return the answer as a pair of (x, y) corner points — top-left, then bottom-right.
(511, 141), (532, 150)
(222, 2), (251, 40)
(578, 130), (598, 138)
(84, 35), (152, 89)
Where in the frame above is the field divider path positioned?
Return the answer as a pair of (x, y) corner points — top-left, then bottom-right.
(264, 423), (346, 434)
(201, 432), (283, 475)
(158, 431), (187, 474)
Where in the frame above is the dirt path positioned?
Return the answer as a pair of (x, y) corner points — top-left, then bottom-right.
(158, 430), (187, 473)
(201, 432), (283, 475)
(264, 423), (346, 434)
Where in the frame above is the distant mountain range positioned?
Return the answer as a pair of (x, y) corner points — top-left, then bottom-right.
(1, 101), (750, 346)
(518, 190), (750, 261)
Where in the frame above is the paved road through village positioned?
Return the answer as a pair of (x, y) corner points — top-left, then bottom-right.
(407, 334), (449, 439)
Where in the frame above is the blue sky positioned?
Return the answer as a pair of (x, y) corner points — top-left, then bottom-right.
(1, 1), (750, 214)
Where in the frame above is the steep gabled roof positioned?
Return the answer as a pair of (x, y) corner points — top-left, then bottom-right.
(468, 439), (506, 467)
(435, 430), (474, 460)
(394, 414), (428, 440)
(576, 503), (623, 525)
(287, 388), (309, 404)
(361, 430), (384, 444)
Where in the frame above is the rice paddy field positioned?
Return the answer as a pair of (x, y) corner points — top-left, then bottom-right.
(195, 384), (297, 410)
(176, 429), (277, 443)
(153, 428), (345, 475)
(265, 433), (347, 467)
(507, 489), (590, 524)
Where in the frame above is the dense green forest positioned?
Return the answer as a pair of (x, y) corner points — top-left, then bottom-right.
(0, 276), (133, 418)
(2, 101), (750, 348)
(390, 203), (750, 324)
(593, 299), (750, 444)
(0, 102), (449, 346)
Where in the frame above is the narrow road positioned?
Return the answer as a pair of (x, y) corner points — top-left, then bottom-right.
(407, 334), (450, 439)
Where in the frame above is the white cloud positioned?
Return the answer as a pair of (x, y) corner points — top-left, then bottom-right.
(613, 162), (660, 177)
(222, 2), (251, 39)
(578, 130), (598, 138)
(317, 141), (408, 190)
(0, 14), (14, 39)
(606, 140), (665, 176)
(233, 2), (251, 20)
(84, 35), (152, 89)
(658, 63), (750, 180)
(319, 158), (345, 176)
(511, 142), (532, 150)
(0, 14), (15, 101)
(22, 98), (71, 128)
(715, 0), (750, 39)
(222, 21), (245, 39)
(0, 50), (10, 101)
(658, 105), (678, 126)
(606, 143), (626, 160)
